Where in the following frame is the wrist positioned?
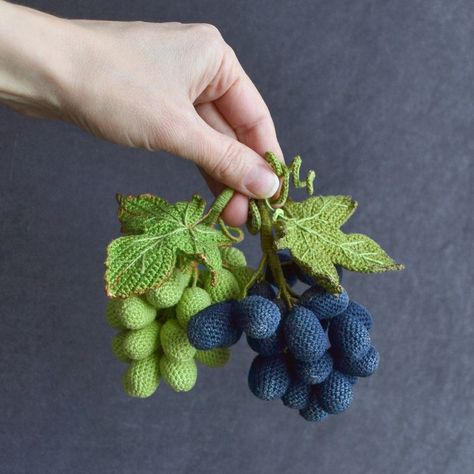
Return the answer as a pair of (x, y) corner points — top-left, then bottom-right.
(0, 1), (86, 118)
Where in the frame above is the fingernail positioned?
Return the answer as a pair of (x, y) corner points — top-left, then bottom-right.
(244, 165), (280, 198)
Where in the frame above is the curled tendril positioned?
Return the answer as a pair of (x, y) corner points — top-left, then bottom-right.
(247, 199), (261, 234)
(218, 218), (244, 243)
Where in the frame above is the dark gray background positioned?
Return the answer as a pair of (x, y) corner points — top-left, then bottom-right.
(1, 1), (472, 473)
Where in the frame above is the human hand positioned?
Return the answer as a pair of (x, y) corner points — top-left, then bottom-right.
(0, 2), (282, 225)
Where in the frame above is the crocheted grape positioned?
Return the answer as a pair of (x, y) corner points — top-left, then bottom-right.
(123, 320), (161, 361)
(299, 392), (329, 422)
(107, 296), (156, 330)
(220, 246), (247, 268)
(203, 268), (240, 303)
(296, 265), (344, 288)
(248, 355), (291, 401)
(343, 300), (373, 330)
(123, 353), (161, 398)
(111, 331), (130, 363)
(329, 311), (371, 360)
(160, 355), (197, 392)
(231, 266), (255, 291)
(176, 287), (212, 329)
(337, 345), (380, 378)
(195, 348), (230, 368)
(294, 351), (333, 385)
(237, 295), (281, 339)
(301, 286), (349, 319)
(246, 325), (285, 357)
(247, 281), (276, 300)
(145, 268), (190, 309)
(284, 305), (329, 362)
(187, 301), (242, 350)
(318, 370), (353, 414)
(282, 380), (311, 410)
(160, 319), (196, 361)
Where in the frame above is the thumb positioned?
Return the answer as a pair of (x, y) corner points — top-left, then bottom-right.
(174, 112), (280, 199)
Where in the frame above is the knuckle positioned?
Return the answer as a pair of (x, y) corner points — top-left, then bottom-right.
(194, 23), (223, 44)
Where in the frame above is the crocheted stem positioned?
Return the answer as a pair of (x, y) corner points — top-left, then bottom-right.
(204, 188), (235, 225)
(257, 200), (294, 309)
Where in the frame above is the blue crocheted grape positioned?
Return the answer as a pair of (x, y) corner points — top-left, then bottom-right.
(328, 311), (371, 360)
(237, 295), (281, 339)
(338, 345), (380, 377)
(294, 351), (333, 385)
(248, 281), (276, 300)
(187, 301), (242, 350)
(301, 286), (349, 319)
(296, 265), (343, 287)
(318, 370), (353, 414)
(299, 391), (329, 422)
(248, 355), (291, 400)
(282, 380), (311, 410)
(246, 325), (285, 356)
(344, 300), (373, 330)
(284, 305), (329, 362)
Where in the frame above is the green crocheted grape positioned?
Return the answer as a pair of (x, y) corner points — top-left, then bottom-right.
(123, 353), (161, 398)
(195, 348), (230, 368)
(123, 320), (162, 360)
(160, 319), (196, 361)
(176, 287), (212, 329)
(160, 355), (197, 392)
(232, 266), (256, 291)
(221, 246), (247, 268)
(106, 296), (156, 330)
(111, 331), (130, 363)
(204, 268), (240, 303)
(145, 268), (191, 309)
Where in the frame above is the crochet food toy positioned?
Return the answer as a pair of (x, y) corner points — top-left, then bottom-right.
(104, 153), (403, 422)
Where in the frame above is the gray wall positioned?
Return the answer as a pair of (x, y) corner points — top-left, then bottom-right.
(1, 1), (472, 473)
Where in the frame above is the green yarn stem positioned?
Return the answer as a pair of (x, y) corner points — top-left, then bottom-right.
(203, 188), (235, 225)
(257, 200), (295, 309)
(242, 253), (267, 298)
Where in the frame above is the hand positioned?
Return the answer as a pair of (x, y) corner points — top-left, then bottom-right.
(0, 2), (282, 225)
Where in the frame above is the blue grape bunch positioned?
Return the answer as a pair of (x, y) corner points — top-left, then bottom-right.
(187, 254), (379, 423)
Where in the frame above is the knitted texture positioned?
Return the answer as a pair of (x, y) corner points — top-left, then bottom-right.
(296, 265), (343, 288)
(160, 319), (196, 361)
(265, 252), (298, 287)
(145, 268), (189, 309)
(160, 355), (197, 392)
(284, 305), (329, 362)
(274, 196), (402, 293)
(248, 281), (276, 300)
(343, 300), (373, 330)
(318, 370), (353, 414)
(112, 331), (130, 363)
(329, 312), (371, 360)
(248, 355), (291, 400)
(123, 320), (161, 360)
(301, 287), (349, 319)
(282, 381), (311, 410)
(195, 348), (230, 368)
(246, 326), (285, 357)
(231, 266), (255, 291)
(107, 296), (156, 330)
(294, 351), (333, 385)
(176, 287), (212, 329)
(299, 392), (329, 422)
(123, 353), (161, 398)
(338, 346), (380, 377)
(220, 246), (247, 268)
(187, 301), (242, 350)
(237, 295), (281, 339)
(203, 268), (240, 303)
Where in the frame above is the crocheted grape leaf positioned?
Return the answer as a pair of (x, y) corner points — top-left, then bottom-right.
(105, 194), (231, 298)
(275, 195), (403, 293)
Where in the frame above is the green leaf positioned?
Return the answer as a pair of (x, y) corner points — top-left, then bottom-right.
(106, 194), (231, 298)
(275, 195), (403, 293)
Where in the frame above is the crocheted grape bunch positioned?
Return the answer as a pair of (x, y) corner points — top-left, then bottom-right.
(105, 246), (254, 397)
(104, 153), (402, 422)
(187, 254), (379, 422)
